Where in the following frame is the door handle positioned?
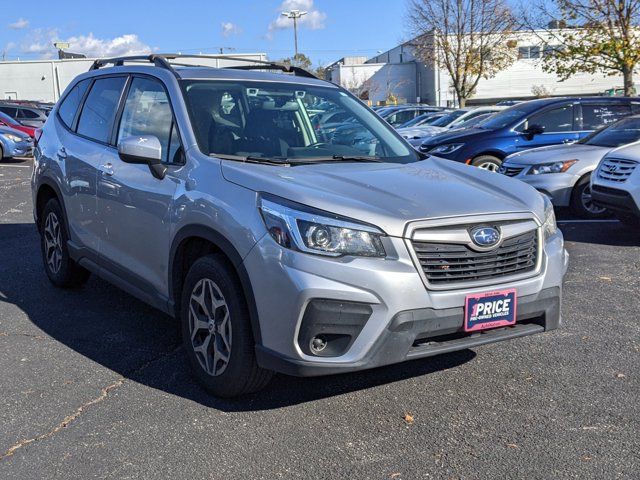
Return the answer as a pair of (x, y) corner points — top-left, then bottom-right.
(57, 147), (67, 159)
(100, 163), (114, 176)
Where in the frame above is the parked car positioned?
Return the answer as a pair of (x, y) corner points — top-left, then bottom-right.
(397, 110), (450, 129)
(500, 115), (640, 218)
(0, 111), (37, 138)
(410, 106), (506, 140)
(0, 126), (33, 159)
(591, 142), (640, 226)
(32, 54), (568, 397)
(0, 103), (48, 127)
(419, 97), (640, 171)
(379, 106), (442, 127)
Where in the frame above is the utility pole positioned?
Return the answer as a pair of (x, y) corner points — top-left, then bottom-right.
(281, 9), (307, 57)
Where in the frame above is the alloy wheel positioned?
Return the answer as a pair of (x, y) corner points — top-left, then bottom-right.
(44, 212), (63, 274)
(478, 161), (500, 172)
(188, 278), (232, 377)
(581, 184), (606, 215)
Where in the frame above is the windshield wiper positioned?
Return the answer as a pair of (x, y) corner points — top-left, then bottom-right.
(287, 155), (383, 164)
(210, 153), (290, 166)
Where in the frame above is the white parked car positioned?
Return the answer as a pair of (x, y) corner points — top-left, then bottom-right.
(501, 115), (640, 218)
(591, 141), (640, 226)
(398, 111), (498, 148)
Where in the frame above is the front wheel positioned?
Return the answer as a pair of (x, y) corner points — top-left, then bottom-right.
(570, 176), (608, 219)
(471, 155), (502, 172)
(181, 255), (273, 397)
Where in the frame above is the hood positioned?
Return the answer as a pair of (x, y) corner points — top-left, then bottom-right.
(0, 125), (29, 140)
(221, 157), (545, 237)
(505, 143), (609, 165)
(420, 127), (488, 147)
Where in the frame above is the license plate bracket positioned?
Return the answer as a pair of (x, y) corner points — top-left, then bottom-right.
(464, 289), (517, 332)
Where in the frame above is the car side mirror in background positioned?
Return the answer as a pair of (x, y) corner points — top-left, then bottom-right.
(522, 124), (545, 140)
(117, 135), (167, 180)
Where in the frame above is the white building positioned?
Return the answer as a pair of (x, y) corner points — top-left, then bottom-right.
(0, 54), (267, 103)
(329, 31), (633, 106)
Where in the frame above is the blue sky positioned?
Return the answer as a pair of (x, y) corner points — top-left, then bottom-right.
(1, 0), (410, 67)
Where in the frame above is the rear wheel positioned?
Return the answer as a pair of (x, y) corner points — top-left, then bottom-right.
(181, 255), (273, 397)
(40, 198), (90, 288)
(471, 155), (501, 172)
(570, 176), (608, 219)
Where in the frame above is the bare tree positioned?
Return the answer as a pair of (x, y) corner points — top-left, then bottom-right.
(522, 0), (640, 96)
(408, 0), (518, 107)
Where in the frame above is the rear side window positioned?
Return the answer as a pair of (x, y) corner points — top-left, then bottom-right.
(58, 79), (90, 128)
(581, 104), (631, 130)
(77, 76), (126, 143)
(18, 108), (39, 119)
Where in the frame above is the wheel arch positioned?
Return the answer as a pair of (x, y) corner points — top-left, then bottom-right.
(35, 179), (66, 234)
(473, 150), (507, 161)
(169, 225), (262, 344)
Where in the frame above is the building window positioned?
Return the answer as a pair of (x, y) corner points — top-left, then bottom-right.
(518, 46), (541, 59)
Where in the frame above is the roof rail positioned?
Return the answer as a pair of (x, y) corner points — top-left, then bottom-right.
(89, 53), (317, 79)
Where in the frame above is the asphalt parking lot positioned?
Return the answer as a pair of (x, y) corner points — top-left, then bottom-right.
(0, 157), (638, 479)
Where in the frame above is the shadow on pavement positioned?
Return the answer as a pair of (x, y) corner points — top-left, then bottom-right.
(559, 220), (639, 247)
(0, 222), (475, 412)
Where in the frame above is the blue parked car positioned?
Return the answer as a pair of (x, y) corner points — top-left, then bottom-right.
(419, 97), (640, 171)
(0, 125), (33, 159)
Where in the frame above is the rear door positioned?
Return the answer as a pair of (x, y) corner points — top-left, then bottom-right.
(96, 75), (181, 297)
(514, 103), (579, 151)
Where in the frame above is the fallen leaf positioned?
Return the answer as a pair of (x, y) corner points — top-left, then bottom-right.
(599, 276), (612, 281)
(616, 373), (626, 378)
(506, 443), (519, 449)
(403, 413), (414, 425)
(390, 473), (401, 478)
(582, 455), (592, 461)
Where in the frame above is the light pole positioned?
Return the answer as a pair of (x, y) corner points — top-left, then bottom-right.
(281, 9), (307, 57)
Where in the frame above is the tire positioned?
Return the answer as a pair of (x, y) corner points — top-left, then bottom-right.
(0, 145), (4, 160)
(614, 212), (640, 227)
(40, 198), (91, 288)
(570, 175), (608, 219)
(471, 155), (502, 172)
(181, 254), (273, 397)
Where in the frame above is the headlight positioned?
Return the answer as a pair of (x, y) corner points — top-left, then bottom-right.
(258, 195), (386, 257)
(429, 143), (464, 155)
(5, 133), (23, 142)
(528, 160), (577, 175)
(542, 196), (557, 241)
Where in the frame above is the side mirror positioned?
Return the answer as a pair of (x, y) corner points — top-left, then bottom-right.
(522, 124), (545, 140)
(117, 135), (167, 180)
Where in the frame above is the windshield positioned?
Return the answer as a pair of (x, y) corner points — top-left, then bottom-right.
(0, 111), (21, 126)
(477, 107), (529, 130)
(400, 112), (441, 128)
(429, 110), (467, 127)
(580, 116), (640, 148)
(182, 80), (417, 164)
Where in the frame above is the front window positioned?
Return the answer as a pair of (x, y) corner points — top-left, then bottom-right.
(580, 116), (640, 148)
(181, 80), (417, 164)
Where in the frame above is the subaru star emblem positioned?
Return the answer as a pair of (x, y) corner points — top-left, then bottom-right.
(470, 226), (501, 248)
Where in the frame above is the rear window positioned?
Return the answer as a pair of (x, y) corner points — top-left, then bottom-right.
(58, 79), (91, 128)
(77, 77), (126, 143)
(581, 104), (631, 130)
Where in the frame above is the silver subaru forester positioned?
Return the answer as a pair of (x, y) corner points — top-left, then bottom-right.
(31, 55), (568, 397)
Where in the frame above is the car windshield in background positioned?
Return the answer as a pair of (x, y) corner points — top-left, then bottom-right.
(181, 80), (418, 164)
(580, 117), (640, 148)
(477, 107), (529, 130)
(428, 110), (466, 127)
(400, 112), (442, 128)
(0, 111), (21, 125)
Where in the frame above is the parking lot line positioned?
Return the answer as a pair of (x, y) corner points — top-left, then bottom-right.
(0, 164), (31, 168)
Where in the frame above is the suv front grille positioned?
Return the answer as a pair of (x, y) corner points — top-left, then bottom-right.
(500, 166), (525, 177)
(411, 231), (538, 285)
(597, 158), (638, 182)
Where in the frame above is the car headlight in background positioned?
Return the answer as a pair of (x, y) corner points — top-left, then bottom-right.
(258, 195), (386, 257)
(428, 143), (464, 155)
(4, 133), (24, 143)
(542, 196), (558, 241)
(528, 160), (577, 175)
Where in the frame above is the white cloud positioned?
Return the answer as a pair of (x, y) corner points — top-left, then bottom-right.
(9, 18), (29, 29)
(221, 22), (241, 37)
(268, 0), (326, 32)
(20, 30), (152, 59)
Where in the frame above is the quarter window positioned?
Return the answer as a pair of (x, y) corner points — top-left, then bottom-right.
(581, 104), (631, 130)
(77, 76), (126, 143)
(58, 79), (91, 128)
(117, 76), (182, 163)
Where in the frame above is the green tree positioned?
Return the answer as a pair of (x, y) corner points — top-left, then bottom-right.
(526, 0), (640, 96)
(281, 53), (313, 71)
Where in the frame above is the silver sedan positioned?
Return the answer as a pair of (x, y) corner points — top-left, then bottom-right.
(499, 115), (640, 218)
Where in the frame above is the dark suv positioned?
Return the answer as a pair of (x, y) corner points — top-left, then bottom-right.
(419, 97), (640, 171)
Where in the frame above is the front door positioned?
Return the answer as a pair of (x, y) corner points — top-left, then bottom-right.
(97, 75), (183, 297)
(514, 104), (580, 151)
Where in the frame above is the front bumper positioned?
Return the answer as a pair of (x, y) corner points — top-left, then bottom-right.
(244, 227), (568, 376)
(592, 184), (640, 217)
(500, 162), (580, 207)
(2, 139), (34, 158)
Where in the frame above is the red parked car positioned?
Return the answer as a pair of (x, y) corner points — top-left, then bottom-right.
(0, 111), (36, 138)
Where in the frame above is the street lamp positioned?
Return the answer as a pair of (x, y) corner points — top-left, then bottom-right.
(281, 9), (307, 57)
